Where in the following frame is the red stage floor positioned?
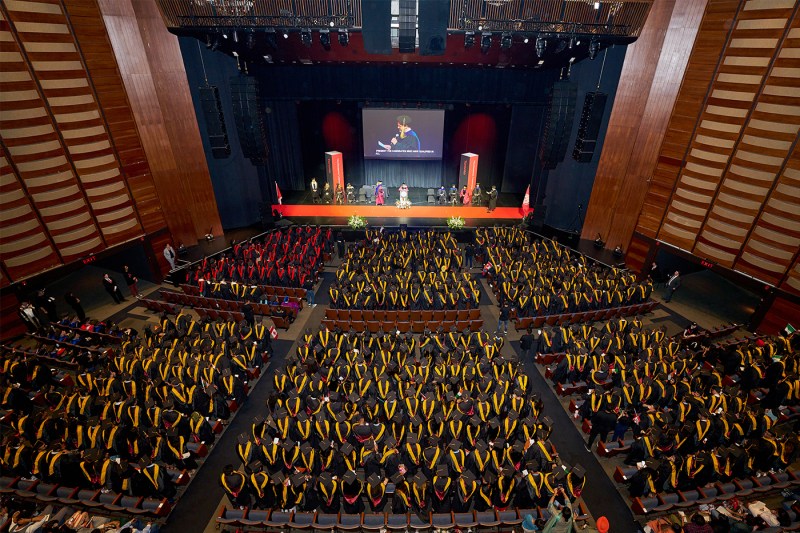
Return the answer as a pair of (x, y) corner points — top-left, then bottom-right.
(274, 204), (524, 220)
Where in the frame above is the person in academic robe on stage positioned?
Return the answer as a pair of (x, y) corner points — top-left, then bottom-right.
(472, 183), (482, 206)
(449, 184), (458, 205)
(375, 181), (385, 206)
(460, 185), (471, 205)
(438, 185), (447, 205)
(323, 182), (331, 204)
(335, 184), (344, 204)
(488, 186), (498, 212)
(346, 183), (355, 204)
(310, 177), (320, 203)
(398, 182), (409, 207)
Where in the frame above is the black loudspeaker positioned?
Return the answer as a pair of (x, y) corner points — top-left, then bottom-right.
(229, 76), (268, 163)
(398, 0), (416, 53)
(418, 0), (448, 55)
(539, 81), (577, 169)
(199, 85), (230, 159)
(362, 0), (392, 54)
(573, 91), (608, 163)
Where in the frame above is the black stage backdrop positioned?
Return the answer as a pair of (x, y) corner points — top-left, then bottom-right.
(297, 102), (513, 190)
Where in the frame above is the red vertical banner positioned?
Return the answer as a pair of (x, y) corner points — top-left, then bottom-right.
(459, 153), (479, 192)
(325, 151), (345, 191)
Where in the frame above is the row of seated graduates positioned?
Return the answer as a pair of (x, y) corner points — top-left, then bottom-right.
(0, 310), (272, 505)
(6, 316), (124, 372)
(220, 324), (587, 517)
(183, 225), (332, 290)
(475, 226), (651, 317)
(545, 317), (800, 499)
(330, 228), (480, 311)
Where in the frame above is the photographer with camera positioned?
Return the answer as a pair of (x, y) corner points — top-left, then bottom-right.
(542, 485), (575, 533)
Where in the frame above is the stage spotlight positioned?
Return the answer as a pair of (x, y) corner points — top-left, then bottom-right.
(568, 36), (576, 49)
(589, 38), (600, 60)
(338, 29), (349, 46)
(210, 36), (220, 51)
(319, 29), (331, 50)
(232, 30), (239, 43)
(301, 28), (312, 47)
(283, 31), (289, 39)
(480, 32), (492, 54)
(205, 34), (213, 48)
(500, 32), (512, 50)
(523, 36), (529, 44)
(246, 31), (256, 50)
(464, 31), (475, 49)
(535, 35), (547, 57)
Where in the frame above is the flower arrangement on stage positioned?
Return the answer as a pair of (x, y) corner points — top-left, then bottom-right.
(348, 215), (367, 229)
(447, 216), (466, 229)
(395, 198), (412, 209)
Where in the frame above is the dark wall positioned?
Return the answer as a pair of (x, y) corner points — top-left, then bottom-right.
(251, 63), (557, 105)
(540, 45), (627, 231)
(179, 37), (264, 230)
(501, 105), (547, 194)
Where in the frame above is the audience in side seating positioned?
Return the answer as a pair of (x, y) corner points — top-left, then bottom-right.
(475, 227), (650, 317)
(0, 311), (269, 504)
(541, 315), (799, 500)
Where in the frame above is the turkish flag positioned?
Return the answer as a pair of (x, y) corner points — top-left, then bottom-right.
(521, 185), (530, 215)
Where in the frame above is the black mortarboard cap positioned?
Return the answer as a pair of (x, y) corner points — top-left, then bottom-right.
(384, 436), (397, 449)
(300, 441), (313, 454)
(281, 438), (296, 450)
(406, 433), (419, 445)
(237, 433), (250, 445)
(412, 471), (427, 486)
(342, 470), (357, 484)
(436, 464), (449, 477)
(290, 473), (308, 487)
(340, 442), (354, 456)
(492, 438), (505, 450)
(501, 465), (515, 478)
(270, 470), (286, 484)
(483, 469), (497, 484)
(319, 440), (332, 452)
(247, 461), (263, 473)
(390, 472), (405, 484)
(571, 465), (586, 480)
(448, 440), (462, 451)
(367, 473), (382, 488)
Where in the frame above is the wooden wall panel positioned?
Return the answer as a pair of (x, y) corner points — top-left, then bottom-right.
(98, 0), (221, 247)
(757, 294), (800, 335)
(62, 0), (167, 235)
(582, 0), (709, 251)
(3, 0), (143, 247)
(636, 0), (742, 240)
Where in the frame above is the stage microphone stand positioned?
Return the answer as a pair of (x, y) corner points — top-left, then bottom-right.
(567, 203), (585, 234)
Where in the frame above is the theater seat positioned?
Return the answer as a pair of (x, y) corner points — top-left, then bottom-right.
(240, 509), (270, 527)
(409, 512), (431, 531)
(497, 510), (521, 526)
(362, 513), (386, 531)
(217, 507), (248, 526)
(475, 511), (500, 527)
(337, 514), (361, 530)
(386, 513), (409, 530)
(631, 496), (660, 514)
(454, 512), (478, 528)
(266, 511), (292, 528)
(432, 513), (454, 529)
(291, 511), (316, 529)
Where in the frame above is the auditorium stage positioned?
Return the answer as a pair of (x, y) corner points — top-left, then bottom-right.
(273, 203), (525, 220)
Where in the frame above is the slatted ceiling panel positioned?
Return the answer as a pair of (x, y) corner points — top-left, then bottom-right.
(0, 15), (104, 263)
(657, 0), (793, 252)
(783, 259), (800, 296)
(6, 0), (144, 246)
(0, 145), (61, 279)
(695, 11), (800, 269)
(738, 148), (800, 288)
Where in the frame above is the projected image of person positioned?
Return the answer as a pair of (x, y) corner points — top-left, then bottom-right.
(380, 115), (420, 153)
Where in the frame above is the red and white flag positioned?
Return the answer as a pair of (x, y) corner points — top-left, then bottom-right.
(521, 185), (530, 215)
(275, 182), (283, 205)
(269, 325), (278, 339)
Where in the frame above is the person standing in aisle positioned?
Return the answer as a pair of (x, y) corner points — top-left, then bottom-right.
(124, 265), (140, 299)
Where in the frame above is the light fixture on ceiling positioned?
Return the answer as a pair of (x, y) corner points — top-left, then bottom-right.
(535, 35), (547, 57)
(480, 32), (492, 54)
(464, 31), (475, 49)
(319, 30), (331, 50)
(301, 28), (312, 47)
(589, 38), (600, 59)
